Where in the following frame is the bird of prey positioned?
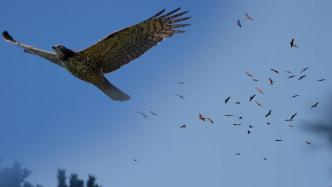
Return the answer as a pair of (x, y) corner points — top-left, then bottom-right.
(285, 70), (292, 74)
(236, 19), (242, 28)
(136, 111), (148, 119)
(246, 71), (254, 78)
(199, 114), (207, 121)
(290, 94), (300, 99)
(317, 79), (326, 82)
(275, 139), (283, 142)
(249, 125), (253, 128)
(300, 67), (309, 73)
(207, 118), (215, 124)
(3, 8), (190, 101)
(256, 87), (264, 94)
(249, 94), (256, 102)
(255, 101), (263, 107)
(263, 157), (268, 160)
(287, 75), (296, 79)
(149, 111), (158, 116)
(247, 130), (251, 134)
(285, 113), (297, 121)
(235, 153), (241, 156)
(234, 101), (240, 104)
(176, 94), (185, 99)
(310, 102), (319, 108)
(266, 122), (271, 125)
(305, 141), (311, 145)
(245, 13), (254, 21)
(298, 75), (307, 81)
(178, 81), (184, 85)
(225, 96), (231, 104)
(132, 159), (138, 162)
(265, 110), (272, 118)
(270, 68), (279, 74)
(233, 123), (242, 126)
(290, 38), (298, 48)
(238, 116), (243, 120)
(180, 124), (186, 128)
(252, 78), (259, 82)
(268, 78), (274, 85)
(225, 114), (234, 117)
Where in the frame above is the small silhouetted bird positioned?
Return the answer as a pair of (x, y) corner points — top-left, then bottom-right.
(149, 111), (158, 116)
(287, 75), (296, 79)
(180, 124), (186, 128)
(275, 139), (283, 142)
(265, 110), (272, 118)
(140, 112), (148, 119)
(207, 118), (215, 124)
(263, 157), (268, 160)
(268, 78), (274, 85)
(239, 116), (243, 120)
(298, 75), (307, 80)
(225, 114), (234, 117)
(234, 101), (240, 104)
(199, 114), (206, 121)
(235, 153), (241, 156)
(225, 96), (231, 104)
(285, 70), (292, 74)
(270, 68), (279, 74)
(245, 13), (254, 21)
(300, 67), (309, 73)
(305, 141), (311, 145)
(252, 78), (259, 82)
(247, 130), (251, 134)
(246, 71), (254, 78)
(317, 79), (326, 82)
(291, 94), (299, 99)
(256, 87), (264, 94)
(255, 101), (263, 107)
(290, 38), (298, 48)
(233, 123), (242, 126)
(178, 81), (184, 85)
(286, 113), (297, 121)
(132, 159), (138, 162)
(237, 19), (242, 28)
(176, 94), (185, 99)
(249, 94), (256, 102)
(266, 122), (271, 125)
(249, 125), (253, 128)
(311, 102), (319, 108)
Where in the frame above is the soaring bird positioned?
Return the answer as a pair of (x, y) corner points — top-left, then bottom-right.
(246, 71), (254, 78)
(256, 87), (264, 94)
(149, 111), (158, 116)
(300, 67), (309, 73)
(199, 114), (207, 121)
(290, 38), (298, 48)
(249, 94), (256, 102)
(268, 78), (274, 85)
(290, 94), (300, 99)
(225, 114), (234, 117)
(225, 96), (231, 104)
(245, 13), (254, 21)
(265, 110), (272, 118)
(3, 8), (190, 101)
(298, 75), (307, 81)
(270, 68), (279, 74)
(207, 118), (215, 124)
(317, 79), (326, 82)
(176, 94), (185, 99)
(180, 124), (186, 128)
(234, 101), (241, 104)
(287, 75), (296, 79)
(310, 102), (319, 108)
(285, 113), (297, 121)
(236, 19), (242, 28)
(255, 101), (263, 107)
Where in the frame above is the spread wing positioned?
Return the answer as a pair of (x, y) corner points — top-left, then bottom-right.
(79, 8), (191, 73)
(2, 31), (63, 67)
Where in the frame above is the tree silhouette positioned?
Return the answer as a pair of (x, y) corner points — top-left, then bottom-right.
(57, 169), (68, 187)
(0, 161), (42, 187)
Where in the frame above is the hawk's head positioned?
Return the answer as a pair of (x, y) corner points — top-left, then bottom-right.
(52, 45), (75, 60)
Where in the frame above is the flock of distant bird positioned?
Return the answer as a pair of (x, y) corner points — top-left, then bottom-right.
(134, 12), (327, 161)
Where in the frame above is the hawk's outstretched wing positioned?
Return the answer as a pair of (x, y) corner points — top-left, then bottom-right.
(79, 8), (191, 73)
(2, 31), (63, 67)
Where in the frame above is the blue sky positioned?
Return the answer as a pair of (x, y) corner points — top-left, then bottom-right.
(1, 0), (332, 187)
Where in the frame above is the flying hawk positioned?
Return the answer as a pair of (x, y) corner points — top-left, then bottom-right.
(3, 8), (191, 101)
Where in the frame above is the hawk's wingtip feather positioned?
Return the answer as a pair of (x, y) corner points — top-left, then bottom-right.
(2, 30), (16, 42)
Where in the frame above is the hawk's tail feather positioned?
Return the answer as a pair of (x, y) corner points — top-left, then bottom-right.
(2, 30), (16, 42)
(94, 78), (130, 102)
